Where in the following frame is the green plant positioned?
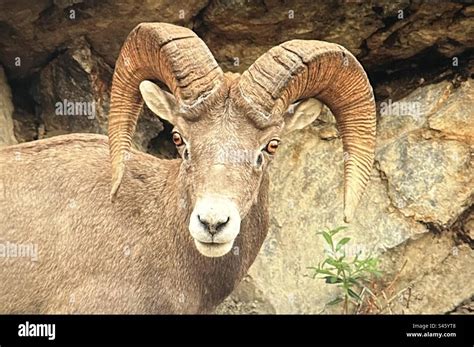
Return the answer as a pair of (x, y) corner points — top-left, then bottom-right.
(309, 226), (382, 314)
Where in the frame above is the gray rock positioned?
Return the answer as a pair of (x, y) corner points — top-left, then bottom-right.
(219, 125), (425, 314)
(1, 1), (472, 78)
(0, 65), (17, 146)
(380, 233), (474, 314)
(428, 79), (474, 139)
(217, 79), (474, 314)
(35, 38), (112, 138)
(0, 0), (209, 78)
(35, 38), (163, 153)
(377, 133), (472, 226)
(377, 79), (474, 226)
(365, 2), (474, 64)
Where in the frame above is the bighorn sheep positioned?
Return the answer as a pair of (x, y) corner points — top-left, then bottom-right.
(0, 23), (376, 313)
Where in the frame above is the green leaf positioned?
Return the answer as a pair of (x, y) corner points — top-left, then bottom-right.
(326, 258), (340, 268)
(337, 255), (348, 263)
(322, 231), (333, 248)
(348, 288), (362, 301)
(348, 277), (361, 286)
(334, 260), (349, 273)
(312, 226), (383, 311)
(327, 297), (344, 306)
(325, 276), (342, 284)
(313, 268), (334, 276)
(329, 226), (348, 236)
(336, 237), (351, 252)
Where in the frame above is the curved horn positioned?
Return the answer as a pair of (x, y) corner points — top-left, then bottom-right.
(237, 40), (376, 222)
(108, 22), (223, 200)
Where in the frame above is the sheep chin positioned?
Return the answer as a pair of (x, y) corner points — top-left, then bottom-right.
(194, 239), (234, 258)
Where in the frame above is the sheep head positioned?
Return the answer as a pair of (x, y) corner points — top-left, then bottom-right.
(108, 23), (376, 258)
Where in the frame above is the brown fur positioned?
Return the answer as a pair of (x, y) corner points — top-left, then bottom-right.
(0, 75), (277, 313)
(0, 133), (269, 313)
(0, 70), (312, 314)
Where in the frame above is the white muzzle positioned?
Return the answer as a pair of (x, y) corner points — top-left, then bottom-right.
(189, 196), (241, 257)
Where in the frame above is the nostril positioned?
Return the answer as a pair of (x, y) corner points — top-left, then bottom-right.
(215, 216), (230, 231)
(198, 214), (209, 228)
(197, 214), (230, 235)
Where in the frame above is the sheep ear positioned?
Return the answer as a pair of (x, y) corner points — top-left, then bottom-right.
(282, 98), (324, 134)
(139, 80), (179, 124)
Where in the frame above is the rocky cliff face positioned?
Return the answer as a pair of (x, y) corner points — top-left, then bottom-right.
(0, 0), (472, 314)
(217, 78), (474, 314)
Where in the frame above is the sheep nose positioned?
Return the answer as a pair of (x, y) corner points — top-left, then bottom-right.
(189, 197), (241, 249)
(197, 214), (230, 235)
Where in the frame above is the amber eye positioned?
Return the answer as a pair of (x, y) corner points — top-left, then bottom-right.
(172, 132), (184, 146)
(265, 139), (280, 155)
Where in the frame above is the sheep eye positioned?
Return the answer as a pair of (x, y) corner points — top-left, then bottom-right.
(172, 132), (184, 146)
(265, 139), (280, 155)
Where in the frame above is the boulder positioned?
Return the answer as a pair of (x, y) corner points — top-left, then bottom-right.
(217, 78), (474, 314)
(380, 232), (474, 314)
(0, 0), (209, 78)
(34, 38), (164, 153)
(377, 80), (474, 225)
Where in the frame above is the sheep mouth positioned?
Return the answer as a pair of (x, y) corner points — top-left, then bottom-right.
(193, 239), (234, 258)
